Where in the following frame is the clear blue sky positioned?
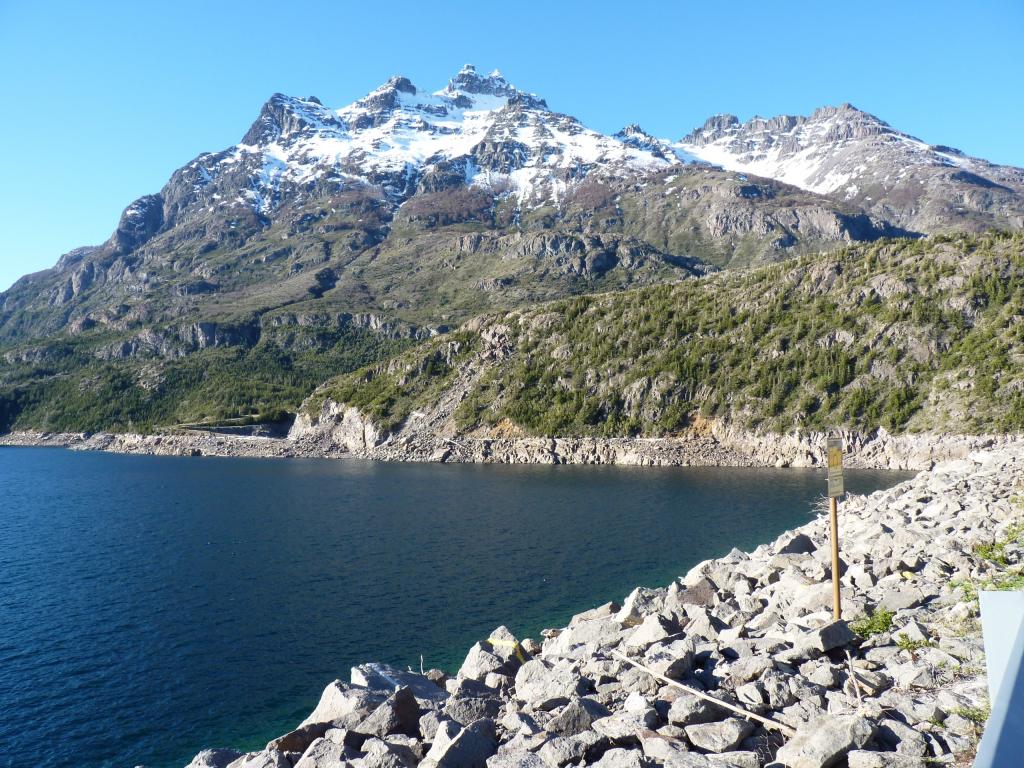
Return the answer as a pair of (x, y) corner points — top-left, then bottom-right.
(1, 0), (1022, 291)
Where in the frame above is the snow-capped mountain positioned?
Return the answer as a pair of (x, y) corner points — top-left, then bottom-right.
(188, 64), (673, 219)
(678, 104), (1024, 231)
(2, 66), (1021, 355)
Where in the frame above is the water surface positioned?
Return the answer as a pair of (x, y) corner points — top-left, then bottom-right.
(0, 447), (911, 767)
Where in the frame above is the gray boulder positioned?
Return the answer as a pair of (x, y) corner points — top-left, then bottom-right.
(798, 621), (856, 653)
(266, 722), (333, 754)
(514, 659), (590, 710)
(352, 663), (449, 705)
(544, 697), (610, 737)
(592, 710), (660, 743)
(773, 714), (874, 768)
(589, 747), (652, 768)
(187, 749), (244, 768)
(485, 752), (547, 768)
(225, 750), (291, 768)
(536, 730), (606, 767)
(683, 719), (754, 753)
(362, 737), (419, 768)
(354, 687), (421, 738)
(293, 738), (351, 768)
(666, 692), (724, 726)
(301, 680), (388, 727)
(459, 626), (529, 682)
(421, 719), (497, 768)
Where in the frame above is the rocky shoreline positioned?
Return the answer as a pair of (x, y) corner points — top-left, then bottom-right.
(2, 421), (1021, 471)
(176, 442), (1020, 768)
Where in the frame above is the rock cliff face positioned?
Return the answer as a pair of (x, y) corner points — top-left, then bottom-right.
(286, 402), (1020, 471)
(177, 443), (1017, 768)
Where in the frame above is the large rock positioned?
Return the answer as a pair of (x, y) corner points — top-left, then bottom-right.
(683, 719), (754, 753)
(459, 626), (529, 682)
(624, 614), (678, 650)
(799, 621), (857, 653)
(773, 714), (874, 768)
(362, 737), (419, 768)
(354, 687), (421, 738)
(422, 719), (497, 768)
(666, 692), (725, 726)
(266, 722), (332, 753)
(543, 617), (627, 658)
(589, 747), (652, 768)
(514, 659), (590, 710)
(293, 738), (352, 768)
(545, 697), (611, 736)
(536, 730), (606, 767)
(226, 750), (291, 768)
(592, 710), (660, 743)
(353, 663), (449, 705)
(301, 680), (388, 726)
(642, 637), (695, 680)
(187, 749), (244, 768)
(485, 752), (547, 768)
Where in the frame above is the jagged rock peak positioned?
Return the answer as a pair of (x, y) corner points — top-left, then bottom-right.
(615, 123), (650, 138)
(445, 63), (518, 96)
(443, 64), (548, 109)
(241, 92), (341, 146)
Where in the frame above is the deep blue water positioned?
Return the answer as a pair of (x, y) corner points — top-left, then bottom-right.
(0, 447), (911, 768)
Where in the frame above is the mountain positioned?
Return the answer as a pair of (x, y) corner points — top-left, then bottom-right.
(1, 67), (1022, 435)
(678, 103), (1024, 233)
(0, 67), (901, 353)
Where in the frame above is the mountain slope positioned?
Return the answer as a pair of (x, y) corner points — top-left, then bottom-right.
(679, 104), (1024, 233)
(301, 231), (1024, 443)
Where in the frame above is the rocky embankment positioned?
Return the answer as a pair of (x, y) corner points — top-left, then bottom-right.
(184, 445), (1021, 768)
(2, 422), (1021, 471)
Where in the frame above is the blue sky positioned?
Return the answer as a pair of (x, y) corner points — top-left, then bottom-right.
(1, 0), (1022, 291)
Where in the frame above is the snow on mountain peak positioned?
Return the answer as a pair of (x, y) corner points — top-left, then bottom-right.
(677, 103), (977, 195)
(205, 67), (678, 214)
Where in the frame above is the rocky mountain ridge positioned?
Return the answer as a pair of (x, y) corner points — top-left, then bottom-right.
(678, 104), (1024, 233)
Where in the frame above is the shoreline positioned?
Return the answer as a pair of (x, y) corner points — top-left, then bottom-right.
(2, 424), (1022, 471)
(179, 442), (1019, 768)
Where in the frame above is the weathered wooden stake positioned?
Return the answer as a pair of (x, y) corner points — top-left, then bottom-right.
(829, 495), (841, 620)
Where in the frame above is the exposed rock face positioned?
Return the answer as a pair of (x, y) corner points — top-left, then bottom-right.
(283, 396), (1022, 470)
(679, 103), (1024, 233)
(181, 444), (1015, 767)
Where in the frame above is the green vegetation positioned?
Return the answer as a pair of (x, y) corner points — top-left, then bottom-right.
(954, 704), (991, 726)
(309, 331), (480, 432)
(850, 608), (895, 638)
(312, 231), (1024, 437)
(0, 326), (410, 433)
(4, 230), (1023, 436)
(895, 633), (935, 652)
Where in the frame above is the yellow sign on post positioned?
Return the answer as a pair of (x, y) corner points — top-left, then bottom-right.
(826, 437), (843, 619)
(827, 438), (844, 497)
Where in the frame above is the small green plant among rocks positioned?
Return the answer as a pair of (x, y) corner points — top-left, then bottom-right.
(896, 633), (935, 652)
(851, 608), (895, 637)
(954, 704), (991, 725)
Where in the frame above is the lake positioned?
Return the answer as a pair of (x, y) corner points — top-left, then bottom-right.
(0, 447), (911, 767)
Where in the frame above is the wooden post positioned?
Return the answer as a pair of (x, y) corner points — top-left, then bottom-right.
(827, 437), (844, 621)
(829, 495), (841, 620)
